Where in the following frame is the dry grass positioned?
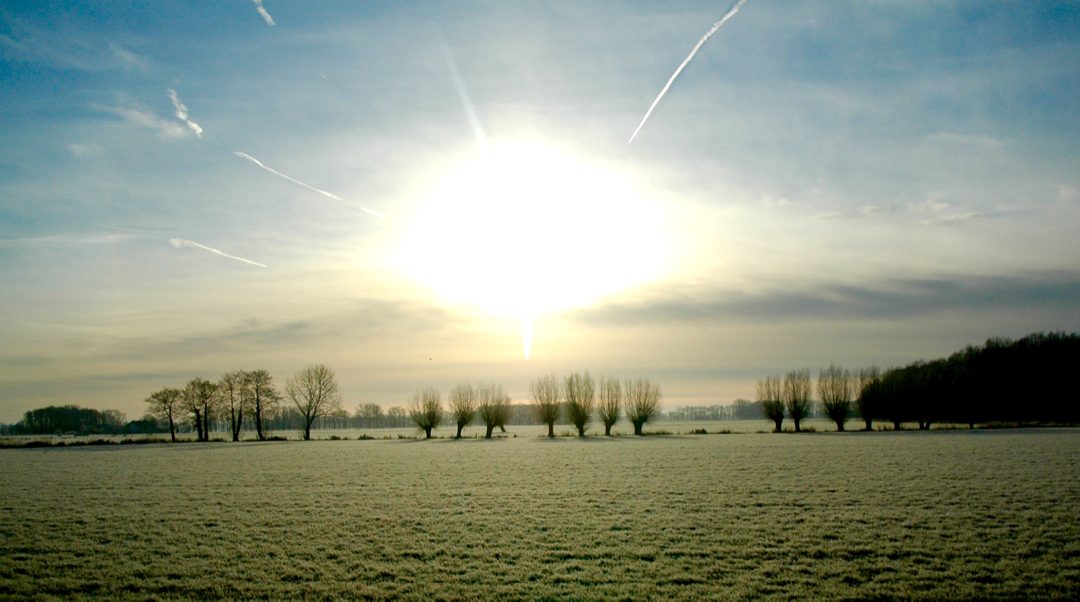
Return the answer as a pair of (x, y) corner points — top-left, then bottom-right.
(1, 429), (1077, 599)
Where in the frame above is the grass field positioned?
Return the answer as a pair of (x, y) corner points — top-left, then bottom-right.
(1, 428), (1077, 600)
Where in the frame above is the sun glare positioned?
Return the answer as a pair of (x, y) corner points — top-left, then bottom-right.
(395, 141), (669, 356)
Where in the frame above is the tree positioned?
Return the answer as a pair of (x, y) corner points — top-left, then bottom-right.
(757, 376), (785, 432)
(783, 369), (813, 433)
(386, 405), (408, 428)
(448, 381), (478, 439)
(564, 371), (595, 437)
(597, 377), (622, 436)
(854, 366), (880, 431)
(183, 378), (219, 442)
(355, 403), (384, 429)
(477, 383), (512, 439)
(285, 364), (343, 441)
(529, 374), (562, 438)
(818, 364), (853, 432)
(409, 387), (442, 439)
(146, 387), (183, 442)
(247, 369), (280, 441)
(624, 377), (662, 436)
(219, 370), (251, 442)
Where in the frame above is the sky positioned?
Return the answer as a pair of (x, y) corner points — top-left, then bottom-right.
(2, 1), (1078, 423)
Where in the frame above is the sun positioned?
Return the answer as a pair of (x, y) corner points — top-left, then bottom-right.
(395, 140), (669, 357)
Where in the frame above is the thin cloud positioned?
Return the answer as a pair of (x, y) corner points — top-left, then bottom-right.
(92, 103), (188, 139)
(169, 238), (267, 268)
(232, 151), (382, 217)
(250, 0), (276, 26)
(167, 88), (203, 138)
(628, 0), (750, 144)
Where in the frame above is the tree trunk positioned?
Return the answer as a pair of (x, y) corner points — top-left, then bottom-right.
(456, 423), (465, 439)
(892, 420), (902, 430)
(168, 418), (176, 443)
(835, 419), (845, 432)
(634, 420), (644, 436)
(303, 419), (313, 441)
(863, 418), (872, 431)
(255, 407), (265, 441)
(773, 418), (782, 433)
(194, 410), (203, 441)
(604, 423), (613, 436)
(546, 422), (554, 438)
(485, 424), (494, 439)
(576, 424), (586, 437)
(424, 426), (432, 439)
(793, 419), (802, 433)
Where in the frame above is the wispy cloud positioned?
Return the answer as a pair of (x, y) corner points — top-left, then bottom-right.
(628, 0), (750, 144)
(92, 103), (188, 139)
(167, 88), (203, 138)
(66, 143), (104, 158)
(169, 238), (267, 268)
(0, 14), (151, 72)
(250, 0), (276, 27)
(232, 151), (382, 217)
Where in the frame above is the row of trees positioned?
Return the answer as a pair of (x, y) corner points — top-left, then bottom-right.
(756, 332), (1079, 432)
(145, 364), (343, 442)
(405, 373), (664, 439)
(13, 405), (128, 436)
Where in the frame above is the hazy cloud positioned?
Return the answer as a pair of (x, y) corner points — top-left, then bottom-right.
(169, 238), (267, 268)
(574, 271), (1080, 326)
(167, 88), (203, 138)
(0, 15), (150, 72)
(93, 103), (188, 139)
(66, 143), (104, 158)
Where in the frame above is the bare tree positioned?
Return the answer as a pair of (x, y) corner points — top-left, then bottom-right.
(818, 364), (853, 432)
(564, 371), (595, 437)
(146, 386), (183, 442)
(183, 377), (219, 442)
(757, 376), (785, 432)
(386, 405), (408, 428)
(477, 383), (512, 439)
(448, 381), (478, 439)
(409, 387), (443, 439)
(529, 374), (562, 438)
(245, 369), (279, 441)
(624, 377), (662, 436)
(354, 403), (384, 429)
(854, 366), (881, 431)
(219, 370), (251, 442)
(783, 369), (813, 433)
(285, 364), (343, 441)
(597, 377), (622, 436)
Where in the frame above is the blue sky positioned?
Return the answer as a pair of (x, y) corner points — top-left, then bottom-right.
(2, 1), (1078, 422)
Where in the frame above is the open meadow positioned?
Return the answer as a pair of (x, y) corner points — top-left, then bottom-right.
(1, 428), (1078, 600)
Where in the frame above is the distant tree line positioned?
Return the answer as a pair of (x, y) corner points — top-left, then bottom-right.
(403, 372), (664, 439)
(7, 405), (129, 436)
(757, 332), (1080, 432)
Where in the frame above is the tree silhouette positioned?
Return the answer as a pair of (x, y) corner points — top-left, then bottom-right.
(448, 381), (477, 439)
(146, 386), (183, 442)
(757, 376), (784, 432)
(529, 374), (562, 438)
(597, 377), (622, 436)
(409, 387), (443, 439)
(783, 369), (813, 432)
(564, 372), (595, 437)
(624, 377), (662, 436)
(818, 364), (852, 432)
(285, 364), (342, 441)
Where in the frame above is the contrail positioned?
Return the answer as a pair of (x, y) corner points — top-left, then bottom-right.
(167, 88), (203, 138)
(628, 0), (749, 145)
(440, 42), (487, 148)
(250, 0), (276, 26)
(232, 151), (382, 217)
(170, 238), (267, 268)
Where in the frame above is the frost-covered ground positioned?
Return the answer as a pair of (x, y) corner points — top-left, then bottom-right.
(1, 429), (1077, 599)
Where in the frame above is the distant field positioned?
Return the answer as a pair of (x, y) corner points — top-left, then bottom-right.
(1, 429), (1077, 600)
